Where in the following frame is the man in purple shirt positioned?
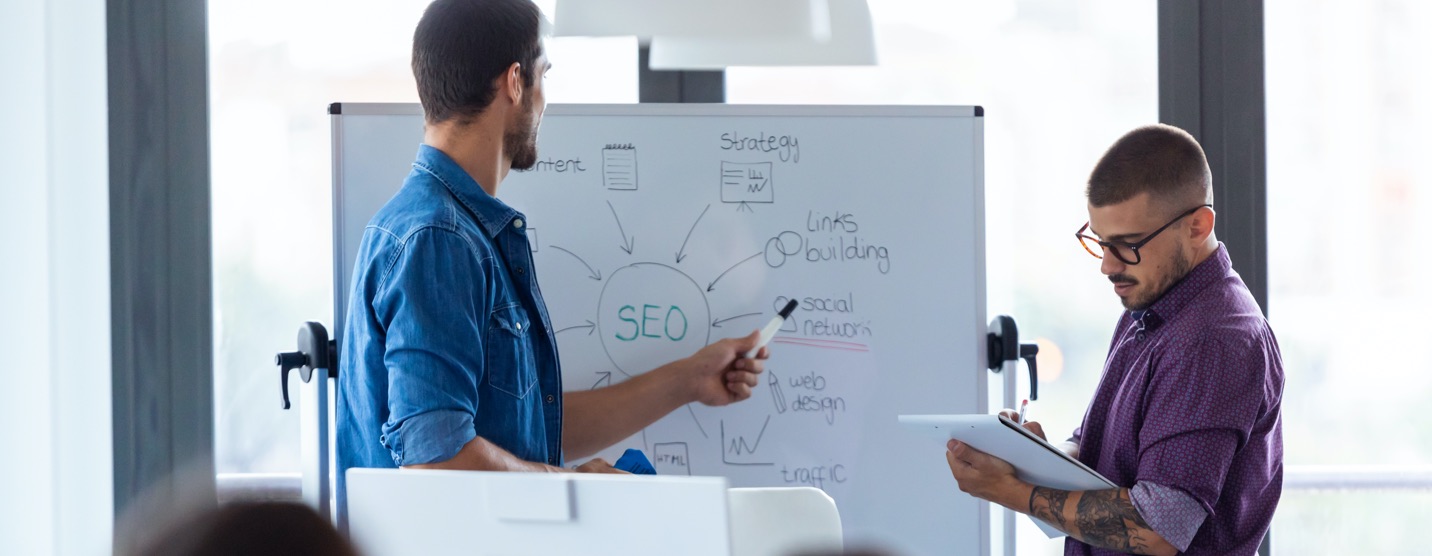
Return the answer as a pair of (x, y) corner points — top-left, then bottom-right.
(945, 124), (1284, 555)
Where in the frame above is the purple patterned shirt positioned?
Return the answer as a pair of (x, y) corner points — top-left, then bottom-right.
(1068, 244), (1284, 556)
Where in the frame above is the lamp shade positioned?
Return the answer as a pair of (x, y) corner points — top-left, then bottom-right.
(554, 0), (828, 41)
(647, 0), (876, 69)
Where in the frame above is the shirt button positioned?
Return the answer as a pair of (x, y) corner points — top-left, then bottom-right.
(515, 322), (522, 331)
(515, 267), (525, 275)
(513, 218), (524, 229)
(546, 394), (555, 404)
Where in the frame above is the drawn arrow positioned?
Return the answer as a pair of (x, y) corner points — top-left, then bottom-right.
(591, 371), (612, 390)
(675, 204), (710, 264)
(550, 246), (602, 280)
(711, 312), (761, 328)
(706, 252), (762, 292)
(557, 320), (596, 335)
(686, 404), (709, 439)
(607, 200), (635, 255)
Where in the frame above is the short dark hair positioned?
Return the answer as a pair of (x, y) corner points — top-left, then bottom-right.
(1086, 124), (1213, 209)
(412, 0), (544, 125)
(132, 502), (358, 556)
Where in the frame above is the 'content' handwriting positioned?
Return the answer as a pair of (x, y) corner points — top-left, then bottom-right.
(513, 156), (587, 173)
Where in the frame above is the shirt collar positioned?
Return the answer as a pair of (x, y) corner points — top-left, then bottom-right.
(1136, 243), (1233, 332)
(411, 144), (521, 238)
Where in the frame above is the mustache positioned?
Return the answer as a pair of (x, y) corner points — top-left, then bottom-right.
(1109, 274), (1138, 286)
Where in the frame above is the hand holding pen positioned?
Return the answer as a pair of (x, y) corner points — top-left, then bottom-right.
(1000, 400), (1047, 442)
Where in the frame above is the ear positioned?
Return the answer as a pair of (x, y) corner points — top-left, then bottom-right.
(502, 62), (524, 105)
(1188, 206), (1216, 241)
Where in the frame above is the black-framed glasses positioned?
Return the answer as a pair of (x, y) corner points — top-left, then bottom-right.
(1076, 204), (1212, 265)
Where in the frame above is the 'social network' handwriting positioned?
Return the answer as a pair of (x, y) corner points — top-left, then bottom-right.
(719, 131), (800, 163)
(803, 317), (873, 339)
(775, 293), (856, 316)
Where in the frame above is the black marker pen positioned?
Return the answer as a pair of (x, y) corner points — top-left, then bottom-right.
(746, 299), (798, 358)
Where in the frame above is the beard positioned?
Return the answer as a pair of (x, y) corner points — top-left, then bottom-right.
(505, 96), (540, 171)
(1115, 248), (1192, 311)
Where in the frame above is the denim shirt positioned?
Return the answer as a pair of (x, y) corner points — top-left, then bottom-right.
(337, 144), (564, 518)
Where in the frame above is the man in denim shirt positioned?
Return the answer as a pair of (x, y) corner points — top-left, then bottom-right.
(337, 0), (769, 517)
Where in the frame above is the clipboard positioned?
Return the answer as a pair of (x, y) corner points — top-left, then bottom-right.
(899, 414), (1118, 538)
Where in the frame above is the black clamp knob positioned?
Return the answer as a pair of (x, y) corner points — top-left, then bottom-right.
(274, 322), (338, 410)
(987, 315), (1039, 401)
(1019, 342), (1039, 402)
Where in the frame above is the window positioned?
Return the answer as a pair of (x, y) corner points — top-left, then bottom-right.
(728, 1), (1156, 554)
(1265, 0), (1432, 552)
(209, 0), (637, 476)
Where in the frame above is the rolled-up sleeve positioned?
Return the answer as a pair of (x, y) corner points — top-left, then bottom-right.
(380, 409), (477, 466)
(372, 227), (488, 466)
(1130, 480), (1208, 551)
(1135, 334), (1265, 547)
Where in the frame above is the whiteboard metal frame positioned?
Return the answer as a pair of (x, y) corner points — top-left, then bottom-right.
(329, 101), (985, 341)
(326, 102), (990, 552)
(328, 101), (980, 118)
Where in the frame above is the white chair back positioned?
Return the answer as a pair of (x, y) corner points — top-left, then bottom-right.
(728, 487), (844, 556)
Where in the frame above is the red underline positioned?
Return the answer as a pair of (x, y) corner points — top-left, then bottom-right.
(771, 337), (870, 352)
(775, 337), (868, 348)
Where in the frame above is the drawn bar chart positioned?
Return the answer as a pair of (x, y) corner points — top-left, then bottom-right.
(720, 161), (774, 204)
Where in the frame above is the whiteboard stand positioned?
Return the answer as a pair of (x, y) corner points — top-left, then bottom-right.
(274, 322), (339, 521)
(987, 315), (1040, 556)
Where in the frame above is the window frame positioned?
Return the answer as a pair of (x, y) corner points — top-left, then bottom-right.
(124, 2), (1426, 554)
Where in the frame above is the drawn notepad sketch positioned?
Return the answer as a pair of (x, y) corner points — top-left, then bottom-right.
(602, 144), (637, 190)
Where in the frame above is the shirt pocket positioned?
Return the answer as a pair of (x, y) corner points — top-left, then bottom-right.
(484, 303), (538, 399)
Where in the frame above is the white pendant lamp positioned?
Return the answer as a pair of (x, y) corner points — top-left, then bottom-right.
(647, 0), (876, 69)
(553, 0), (829, 41)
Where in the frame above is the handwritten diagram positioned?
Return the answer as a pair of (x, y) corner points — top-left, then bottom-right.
(519, 133), (890, 504)
(335, 105), (987, 554)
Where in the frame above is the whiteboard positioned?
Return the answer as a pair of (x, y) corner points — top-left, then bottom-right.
(331, 103), (989, 555)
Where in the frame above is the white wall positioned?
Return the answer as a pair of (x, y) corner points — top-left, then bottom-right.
(0, 0), (114, 553)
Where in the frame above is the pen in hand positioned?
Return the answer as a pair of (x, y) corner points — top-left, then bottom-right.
(1018, 399), (1028, 425)
(745, 299), (798, 359)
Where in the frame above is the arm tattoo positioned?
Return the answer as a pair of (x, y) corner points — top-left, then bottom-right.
(1030, 487), (1164, 554)
(1029, 486), (1071, 531)
(1074, 489), (1157, 553)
